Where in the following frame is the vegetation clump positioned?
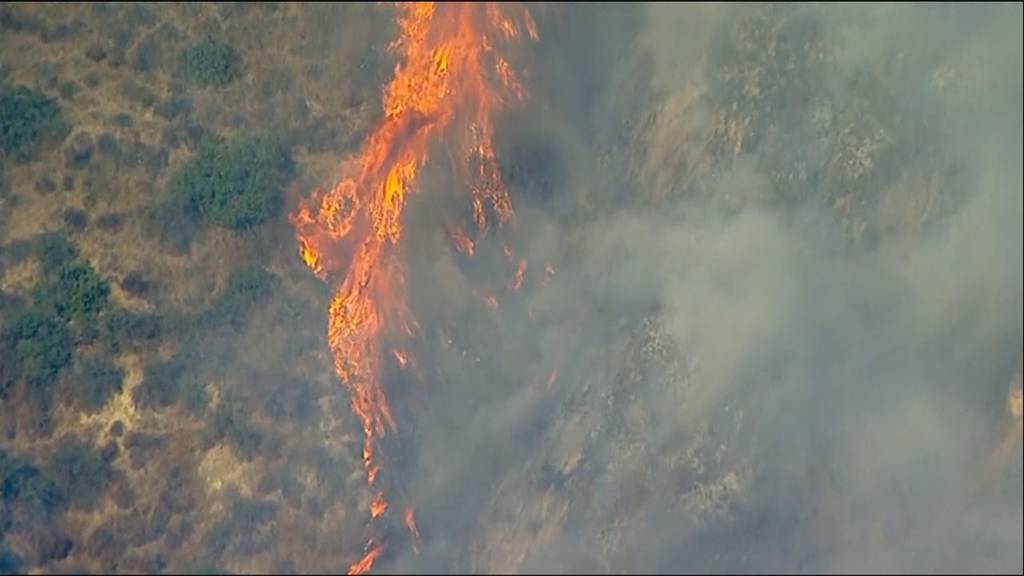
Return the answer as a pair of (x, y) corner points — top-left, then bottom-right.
(170, 135), (293, 230)
(33, 262), (109, 321)
(183, 37), (240, 88)
(71, 354), (124, 412)
(0, 84), (69, 162)
(1, 308), (72, 388)
(101, 307), (161, 353)
(47, 439), (113, 510)
(0, 449), (63, 514)
(208, 264), (274, 326)
(33, 232), (78, 273)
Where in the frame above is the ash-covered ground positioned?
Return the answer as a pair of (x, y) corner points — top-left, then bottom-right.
(1, 3), (1021, 574)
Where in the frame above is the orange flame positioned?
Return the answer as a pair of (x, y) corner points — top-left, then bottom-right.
(291, 1), (537, 569)
(507, 258), (527, 292)
(483, 293), (499, 310)
(348, 540), (384, 576)
(371, 491), (389, 519)
(546, 366), (560, 391)
(449, 225), (476, 255)
(405, 507), (421, 554)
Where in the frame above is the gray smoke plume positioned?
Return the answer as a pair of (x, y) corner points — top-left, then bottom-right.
(383, 3), (1023, 573)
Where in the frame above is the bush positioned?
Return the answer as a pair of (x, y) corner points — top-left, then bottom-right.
(101, 307), (160, 353)
(123, 432), (166, 470)
(0, 84), (70, 162)
(209, 397), (262, 460)
(180, 378), (209, 415)
(134, 356), (186, 410)
(205, 494), (276, 556)
(170, 135), (293, 229)
(183, 37), (240, 88)
(0, 544), (23, 574)
(206, 264), (274, 327)
(0, 450), (64, 514)
(71, 354), (124, 412)
(1, 307), (71, 387)
(47, 439), (113, 510)
(33, 262), (109, 321)
(34, 232), (78, 273)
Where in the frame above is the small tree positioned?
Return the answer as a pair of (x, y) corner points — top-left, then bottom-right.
(169, 135), (294, 230)
(1, 308), (71, 387)
(0, 84), (70, 162)
(33, 262), (109, 321)
(182, 37), (240, 88)
(47, 439), (113, 510)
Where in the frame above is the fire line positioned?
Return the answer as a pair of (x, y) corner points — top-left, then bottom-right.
(290, 3), (538, 573)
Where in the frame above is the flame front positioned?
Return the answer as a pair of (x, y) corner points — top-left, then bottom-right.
(347, 540), (384, 576)
(291, 2), (537, 572)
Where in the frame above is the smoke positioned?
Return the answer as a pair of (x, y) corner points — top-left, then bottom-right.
(379, 2), (1022, 573)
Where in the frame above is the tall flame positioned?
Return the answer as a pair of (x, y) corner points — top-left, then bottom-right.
(291, 3), (537, 573)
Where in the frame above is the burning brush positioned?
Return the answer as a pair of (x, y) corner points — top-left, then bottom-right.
(290, 3), (540, 572)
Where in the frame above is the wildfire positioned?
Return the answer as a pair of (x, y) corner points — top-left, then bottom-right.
(405, 507), (421, 554)
(507, 258), (527, 292)
(370, 491), (389, 519)
(449, 224), (476, 255)
(348, 540), (385, 575)
(546, 366), (560, 391)
(483, 293), (499, 310)
(291, 2), (537, 572)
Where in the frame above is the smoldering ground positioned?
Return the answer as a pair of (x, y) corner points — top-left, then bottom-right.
(378, 3), (1022, 573)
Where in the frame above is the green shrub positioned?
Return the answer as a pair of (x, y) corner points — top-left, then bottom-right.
(47, 439), (113, 510)
(101, 307), (161, 353)
(170, 135), (293, 229)
(0, 84), (70, 162)
(71, 354), (124, 412)
(134, 356), (186, 410)
(183, 37), (240, 87)
(0, 449), (64, 514)
(207, 264), (274, 327)
(1, 308), (71, 387)
(34, 232), (79, 273)
(33, 262), (109, 321)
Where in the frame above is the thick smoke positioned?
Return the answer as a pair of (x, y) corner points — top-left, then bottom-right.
(383, 3), (1022, 573)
